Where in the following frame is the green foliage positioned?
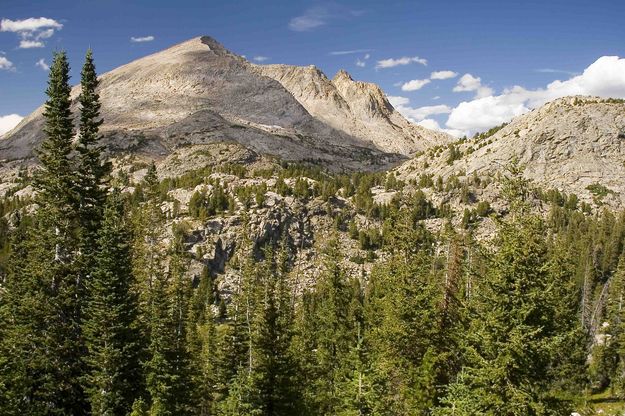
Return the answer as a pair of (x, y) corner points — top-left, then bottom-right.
(437, 214), (581, 415)
(83, 190), (144, 415)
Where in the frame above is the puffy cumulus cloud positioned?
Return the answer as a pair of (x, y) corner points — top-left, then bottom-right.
(417, 118), (465, 137)
(20, 40), (44, 48)
(0, 114), (23, 136)
(0, 56), (15, 71)
(446, 94), (528, 133)
(387, 95), (410, 107)
(401, 78), (430, 91)
(388, 95), (451, 121)
(376, 56), (427, 69)
(131, 35), (155, 43)
(253, 56), (269, 62)
(453, 73), (493, 98)
(430, 70), (458, 80)
(0, 17), (61, 32)
(388, 95), (461, 136)
(36, 58), (49, 71)
(0, 17), (63, 48)
(445, 56), (625, 135)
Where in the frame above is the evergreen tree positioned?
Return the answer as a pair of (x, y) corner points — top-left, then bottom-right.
(75, 48), (110, 267)
(435, 214), (578, 415)
(248, 247), (300, 415)
(144, 227), (195, 415)
(83, 190), (143, 415)
(292, 236), (361, 415)
(0, 51), (90, 415)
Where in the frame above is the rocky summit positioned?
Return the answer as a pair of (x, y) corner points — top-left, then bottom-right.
(0, 36), (451, 171)
(397, 96), (625, 206)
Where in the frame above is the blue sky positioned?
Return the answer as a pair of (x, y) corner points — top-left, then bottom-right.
(1, 0), (625, 136)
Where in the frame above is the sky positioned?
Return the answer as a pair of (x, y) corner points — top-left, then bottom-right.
(1, 0), (625, 137)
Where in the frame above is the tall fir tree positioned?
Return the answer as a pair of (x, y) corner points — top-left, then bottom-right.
(75, 49), (110, 275)
(435, 214), (579, 415)
(292, 236), (361, 415)
(83, 190), (144, 415)
(144, 227), (195, 415)
(0, 51), (88, 415)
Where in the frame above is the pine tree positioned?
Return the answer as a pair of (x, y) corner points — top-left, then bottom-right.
(187, 264), (218, 415)
(292, 236), (361, 415)
(0, 51), (91, 415)
(248, 246), (300, 415)
(364, 250), (444, 415)
(144, 227), (195, 415)
(83, 190), (143, 415)
(168, 228), (196, 413)
(435, 214), (578, 415)
(75, 48), (110, 271)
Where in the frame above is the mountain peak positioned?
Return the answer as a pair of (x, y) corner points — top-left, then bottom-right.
(333, 69), (353, 82)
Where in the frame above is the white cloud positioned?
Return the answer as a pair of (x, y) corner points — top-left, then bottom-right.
(0, 17), (63, 48)
(376, 56), (427, 69)
(0, 17), (62, 32)
(0, 56), (15, 71)
(430, 70), (458, 80)
(388, 95), (451, 121)
(36, 58), (49, 71)
(329, 49), (372, 56)
(19, 40), (44, 48)
(35, 28), (55, 39)
(253, 56), (269, 62)
(446, 95), (528, 133)
(289, 5), (363, 32)
(401, 78), (431, 91)
(130, 35), (155, 43)
(388, 95), (460, 136)
(400, 104), (452, 121)
(289, 6), (329, 31)
(417, 118), (465, 137)
(453, 73), (494, 98)
(433, 96), (440, 100)
(453, 73), (481, 92)
(0, 114), (23, 136)
(445, 56), (625, 135)
(354, 53), (370, 68)
(536, 68), (578, 76)
(387, 95), (410, 107)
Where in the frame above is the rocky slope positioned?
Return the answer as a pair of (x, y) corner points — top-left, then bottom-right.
(397, 96), (625, 206)
(0, 36), (449, 171)
(254, 65), (451, 154)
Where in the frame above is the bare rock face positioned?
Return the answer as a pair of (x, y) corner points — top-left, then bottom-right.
(0, 36), (450, 171)
(254, 65), (452, 155)
(397, 96), (625, 205)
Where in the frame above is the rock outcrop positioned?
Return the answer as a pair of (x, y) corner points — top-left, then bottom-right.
(254, 65), (452, 155)
(397, 96), (625, 205)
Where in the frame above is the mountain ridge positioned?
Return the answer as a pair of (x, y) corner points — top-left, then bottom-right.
(396, 95), (625, 206)
(0, 35), (451, 170)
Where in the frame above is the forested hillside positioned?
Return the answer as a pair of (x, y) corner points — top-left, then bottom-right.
(2, 50), (625, 416)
